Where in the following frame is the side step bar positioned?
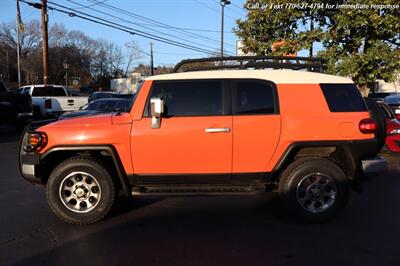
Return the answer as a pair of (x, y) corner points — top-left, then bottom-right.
(131, 184), (266, 196)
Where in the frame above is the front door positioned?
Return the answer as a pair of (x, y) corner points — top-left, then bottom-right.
(131, 79), (232, 183)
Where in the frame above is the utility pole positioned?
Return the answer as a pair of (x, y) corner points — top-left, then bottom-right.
(150, 42), (154, 76)
(6, 51), (9, 81)
(220, 0), (231, 59)
(41, 0), (49, 85)
(16, 0), (22, 87)
(309, 13), (314, 57)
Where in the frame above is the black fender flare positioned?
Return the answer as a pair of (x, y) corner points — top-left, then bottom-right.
(41, 145), (131, 196)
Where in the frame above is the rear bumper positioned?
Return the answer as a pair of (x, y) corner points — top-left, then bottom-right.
(361, 156), (387, 176)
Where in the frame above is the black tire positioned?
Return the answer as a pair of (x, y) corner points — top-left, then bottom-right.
(364, 98), (387, 152)
(46, 156), (115, 225)
(279, 157), (350, 223)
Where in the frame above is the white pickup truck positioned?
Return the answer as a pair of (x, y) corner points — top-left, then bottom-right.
(18, 85), (88, 119)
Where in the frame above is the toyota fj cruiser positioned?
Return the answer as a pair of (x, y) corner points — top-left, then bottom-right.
(20, 56), (386, 224)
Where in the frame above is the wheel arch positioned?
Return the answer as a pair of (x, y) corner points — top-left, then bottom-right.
(274, 141), (358, 180)
(39, 145), (131, 196)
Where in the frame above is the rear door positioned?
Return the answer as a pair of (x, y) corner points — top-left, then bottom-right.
(131, 79), (232, 183)
(231, 79), (281, 177)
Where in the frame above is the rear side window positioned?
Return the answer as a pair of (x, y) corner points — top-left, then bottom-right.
(53, 87), (66, 96)
(232, 80), (277, 115)
(148, 80), (223, 117)
(32, 86), (65, 96)
(32, 87), (48, 96)
(320, 83), (367, 112)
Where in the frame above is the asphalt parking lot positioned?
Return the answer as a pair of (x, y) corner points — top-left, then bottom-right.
(1, 125), (400, 266)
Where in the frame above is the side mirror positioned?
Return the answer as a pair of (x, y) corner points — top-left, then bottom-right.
(150, 97), (164, 128)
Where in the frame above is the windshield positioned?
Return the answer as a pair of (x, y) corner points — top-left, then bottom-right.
(85, 101), (117, 111)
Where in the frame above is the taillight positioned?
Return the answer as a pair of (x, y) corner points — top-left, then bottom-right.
(24, 132), (48, 152)
(45, 99), (52, 109)
(359, 118), (376, 134)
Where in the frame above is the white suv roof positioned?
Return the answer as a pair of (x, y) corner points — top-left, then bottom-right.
(147, 69), (352, 84)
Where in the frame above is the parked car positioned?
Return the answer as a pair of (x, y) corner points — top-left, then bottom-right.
(20, 56), (386, 225)
(18, 85), (89, 119)
(59, 98), (133, 120)
(368, 92), (397, 101)
(80, 85), (94, 95)
(384, 95), (400, 120)
(0, 80), (32, 128)
(377, 101), (400, 152)
(88, 91), (134, 102)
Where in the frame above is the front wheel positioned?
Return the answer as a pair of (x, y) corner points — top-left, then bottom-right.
(47, 156), (115, 225)
(279, 158), (350, 223)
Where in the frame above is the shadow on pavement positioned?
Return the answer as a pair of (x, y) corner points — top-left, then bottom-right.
(0, 125), (21, 143)
(4, 154), (400, 266)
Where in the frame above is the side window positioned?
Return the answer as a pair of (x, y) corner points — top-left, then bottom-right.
(32, 87), (48, 96)
(53, 87), (66, 96)
(380, 104), (394, 119)
(22, 87), (30, 95)
(320, 84), (367, 112)
(148, 80), (224, 117)
(232, 80), (276, 115)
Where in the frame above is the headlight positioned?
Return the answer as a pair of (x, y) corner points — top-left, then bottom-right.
(23, 132), (48, 152)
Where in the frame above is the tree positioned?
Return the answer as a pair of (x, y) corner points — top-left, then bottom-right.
(235, 0), (400, 93)
(124, 40), (143, 76)
(0, 20), (145, 88)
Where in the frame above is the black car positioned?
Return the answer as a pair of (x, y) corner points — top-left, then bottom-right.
(0, 81), (33, 128)
(368, 92), (398, 101)
(80, 85), (94, 95)
(88, 92), (134, 102)
(384, 95), (400, 118)
(59, 97), (133, 119)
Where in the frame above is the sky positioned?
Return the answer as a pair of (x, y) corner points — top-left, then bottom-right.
(2, 0), (248, 66)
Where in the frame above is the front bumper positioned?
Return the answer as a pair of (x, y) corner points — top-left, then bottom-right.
(361, 155), (387, 176)
(20, 151), (42, 185)
(19, 127), (43, 185)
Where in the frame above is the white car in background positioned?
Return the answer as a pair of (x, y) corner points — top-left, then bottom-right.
(18, 85), (89, 119)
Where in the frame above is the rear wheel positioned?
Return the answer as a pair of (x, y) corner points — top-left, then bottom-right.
(47, 156), (115, 225)
(364, 98), (387, 152)
(279, 158), (350, 223)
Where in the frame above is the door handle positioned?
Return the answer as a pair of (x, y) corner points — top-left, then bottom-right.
(205, 127), (230, 133)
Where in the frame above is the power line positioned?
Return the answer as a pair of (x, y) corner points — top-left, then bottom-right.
(65, 0), (227, 51)
(46, 1), (220, 55)
(20, 0), (219, 55)
(231, 2), (246, 12)
(72, 0), (108, 10)
(78, 1), (232, 34)
(193, 0), (237, 20)
(214, 0), (245, 17)
(84, 0), (236, 49)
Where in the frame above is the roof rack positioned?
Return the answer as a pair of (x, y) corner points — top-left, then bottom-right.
(172, 55), (326, 73)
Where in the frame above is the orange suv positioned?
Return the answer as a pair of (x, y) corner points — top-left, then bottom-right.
(19, 56), (386, 224)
